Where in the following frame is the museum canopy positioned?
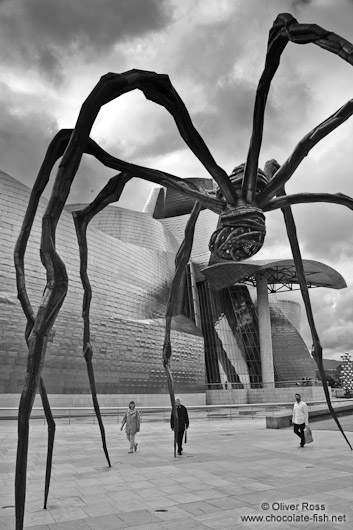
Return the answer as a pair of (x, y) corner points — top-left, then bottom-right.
(201, 259), (347, 292)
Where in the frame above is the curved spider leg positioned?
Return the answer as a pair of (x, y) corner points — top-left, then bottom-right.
(72, 172), (133, 468)
(131, 71), (236, 205)
(14, 131), (124, 529)
(58, 70), (236, 206)
(39, 377), (55, 509)
(14, 130), (77, 530)
(280, 189), (352, 449)
(13, 65), (228, 528)
(241, 15), (293, 203)
(14, 129), (73, 335)
(83, 138), (225, 214)
(264, 192), (353, 212)
(275, 12), (353, 65)
(163, 201), (202, 456)
(242, 12), (353, 205)
(257, 99), (353, 208)
(15, 245), (68, 530)
(262, 161), (352, 447)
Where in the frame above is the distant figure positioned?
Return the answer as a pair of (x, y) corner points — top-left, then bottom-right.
(224, 380), (228, 390)
(292, 393), (309, 448)
(170, 396), (189, 455)
(121, 401), (141, 454)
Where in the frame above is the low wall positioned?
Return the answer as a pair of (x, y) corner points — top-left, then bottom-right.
(266, 401), (353, 429)
(247, 386), (325, 404)
(205, 389), (248, 405)
(1, 386), (326, 409)
(206, 386), (325, 405)
(0, 392), (206, 409)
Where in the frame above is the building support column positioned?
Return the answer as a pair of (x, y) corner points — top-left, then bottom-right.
(256, 271), (275, 388)
(188, 261), (202, 330)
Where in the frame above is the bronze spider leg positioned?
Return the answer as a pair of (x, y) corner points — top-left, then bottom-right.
(72, 172), (134, 469)
(239, 14), (353, 447)
(76, 138), (225, 214)
(277, 186), (352, 449)
(66, 143), (214, 460)
(241, 11), (353, 204)
(264, 192), (353, 212)
(14, 132), (135, 529)
(258, 99), (353, 206)
(264, 158), (352, 448)
(162, 201), (202, 456)
(255, 12), (353, 202)
(14, 135), (72, 519)
(258, 103), (353, 449)
(13, 136), (75, 516)
(14, 130), (76, 530)
(14, 113), (222, 528)
(38, 378), (56, 508)
(51, 69), (236, 206)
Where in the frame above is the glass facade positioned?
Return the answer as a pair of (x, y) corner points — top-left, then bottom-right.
(197, 282), (264, 389)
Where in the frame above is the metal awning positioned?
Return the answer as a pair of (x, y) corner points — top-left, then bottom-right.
(200, 259), (347, 292)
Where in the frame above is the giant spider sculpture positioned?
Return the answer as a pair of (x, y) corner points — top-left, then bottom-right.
(13, 12), (353, 530)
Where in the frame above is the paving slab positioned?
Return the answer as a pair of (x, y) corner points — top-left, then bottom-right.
(0, 416), (353, 529)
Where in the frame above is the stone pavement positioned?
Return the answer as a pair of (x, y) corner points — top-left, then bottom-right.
(1, 415), (353, 530)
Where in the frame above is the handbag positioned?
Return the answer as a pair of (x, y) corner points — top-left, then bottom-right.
(304, 425), (313, 444)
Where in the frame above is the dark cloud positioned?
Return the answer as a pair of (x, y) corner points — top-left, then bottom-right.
(122, 78), (255, 171)
(199, 80), (255, 166)
(175, 17), (246, 84)
(306, 288), (353, 357)
(122, 110), (186, 160)
(0, 0), (173, 78)
(0, 87), (57, 184)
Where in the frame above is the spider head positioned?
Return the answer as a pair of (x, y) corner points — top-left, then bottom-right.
(209, 164), (268, 261)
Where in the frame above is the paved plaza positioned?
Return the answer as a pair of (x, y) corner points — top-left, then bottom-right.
(1, 415), (353, 529)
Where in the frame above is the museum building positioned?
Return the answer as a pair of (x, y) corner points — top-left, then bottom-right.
(0, 171), (345, 406)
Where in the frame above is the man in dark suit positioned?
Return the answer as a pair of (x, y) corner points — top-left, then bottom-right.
(170, 396), (189, 455)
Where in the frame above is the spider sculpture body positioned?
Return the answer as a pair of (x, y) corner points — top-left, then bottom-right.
(13, 12), (353, 530)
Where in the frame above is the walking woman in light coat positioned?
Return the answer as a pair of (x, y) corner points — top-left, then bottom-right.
(120, 401), (141, 453)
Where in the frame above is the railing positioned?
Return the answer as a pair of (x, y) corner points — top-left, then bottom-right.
(206, 379), (320, 390)
(1, 398), (351, 424)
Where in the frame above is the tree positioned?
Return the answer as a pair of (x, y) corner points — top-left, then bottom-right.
(340, 353), (353, 395)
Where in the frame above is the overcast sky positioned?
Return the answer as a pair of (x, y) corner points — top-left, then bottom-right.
(1, 0), (353, 361)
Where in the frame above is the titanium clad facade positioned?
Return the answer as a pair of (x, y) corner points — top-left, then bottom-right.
(0, 171), (205, 394)
(0, 172), (321, 396)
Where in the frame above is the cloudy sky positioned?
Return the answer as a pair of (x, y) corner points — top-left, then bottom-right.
(1, 0), (353, 360)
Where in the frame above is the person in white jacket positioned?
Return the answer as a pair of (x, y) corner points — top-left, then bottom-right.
(292, 393), (309, 448)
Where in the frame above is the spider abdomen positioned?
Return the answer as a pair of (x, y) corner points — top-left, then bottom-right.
(209, 206), (266, 261)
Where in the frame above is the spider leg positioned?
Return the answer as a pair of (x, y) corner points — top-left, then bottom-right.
(56, 69), (235, 206)
(163, 201), (202, 456)
(15, 265), (68, 530)
(241, 17), (293, 203)
(14, 131), (74, 529)
(14, 129), (73, 331)
(83, 138), (225, 214)
(14, 132), (130, 529)
(73, 172), (133, 468)
(278, 187), (352, 449)
(14, 125), (221, 529)
(242, 11), (353, 204)
(274, 13), (353, 64)
(258, 99), (353, 208)
(14, 67), (227, 528)
(39, 377), (56, 509)
(264, 192), (353, 212)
